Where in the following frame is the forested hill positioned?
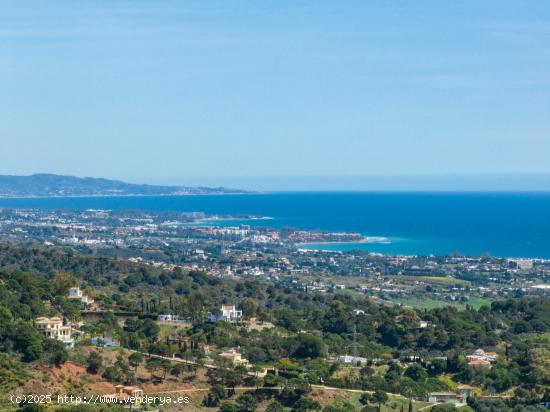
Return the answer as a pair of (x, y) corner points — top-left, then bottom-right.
(0, 242), (550, 411)
(0, 174), (248, 197)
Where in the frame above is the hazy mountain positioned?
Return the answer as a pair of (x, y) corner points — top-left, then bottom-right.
(0, 174), (249, 197)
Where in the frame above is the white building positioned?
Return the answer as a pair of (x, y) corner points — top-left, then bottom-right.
(207, 305), (243, 323)
(68, 287), (83, 298)
(338, 355), (368, 366)
(68, 287), (94, 306)
(157, 314), (180, 322)
(35, 317), (74, 347)
(428, 392), (464, 406)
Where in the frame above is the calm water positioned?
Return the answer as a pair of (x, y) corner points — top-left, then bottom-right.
(1, 192), (549, 258)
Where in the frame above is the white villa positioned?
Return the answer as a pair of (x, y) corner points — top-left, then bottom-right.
(338, 355), (368, 366)
(68, 287), (94, 306)
(35, 316), (74, 347)
(207, 305), (243, 323)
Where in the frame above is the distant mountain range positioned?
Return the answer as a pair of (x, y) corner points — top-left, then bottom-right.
(0, 174), (249, 197)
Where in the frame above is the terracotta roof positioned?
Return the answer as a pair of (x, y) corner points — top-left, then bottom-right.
(468, 359), (491, 366)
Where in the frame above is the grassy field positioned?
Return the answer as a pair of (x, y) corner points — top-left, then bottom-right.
(412, 276), (471, 286)
(463, 297), (492, 309)
(396, 296), (491, 310)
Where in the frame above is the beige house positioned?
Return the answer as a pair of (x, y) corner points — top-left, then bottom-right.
(115, 385), (143, 403)
(103, 386), (143, 405)
(35, 317), (74, 347)
(219, 348), (250, 367)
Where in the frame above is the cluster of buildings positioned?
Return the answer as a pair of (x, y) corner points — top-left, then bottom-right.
(2, 208), (548, 306)
(467, 348), (498, 369)
(287, 230), (365, 243)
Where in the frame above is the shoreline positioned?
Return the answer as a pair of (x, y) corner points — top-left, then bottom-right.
(195, 215), (273, 222)
(296, 237), (391, 246)
(1, 193), (550, 259)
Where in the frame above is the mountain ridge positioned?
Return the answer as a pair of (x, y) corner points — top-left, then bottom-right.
(0, 173), (250, 197)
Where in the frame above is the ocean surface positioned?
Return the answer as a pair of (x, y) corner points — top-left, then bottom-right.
(1, 192), (550, 258)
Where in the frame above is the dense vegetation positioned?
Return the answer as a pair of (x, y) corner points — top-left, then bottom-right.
(0, 243), (549, 411)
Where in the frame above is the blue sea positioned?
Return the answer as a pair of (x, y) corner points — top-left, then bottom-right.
(1, 192), (549, 258)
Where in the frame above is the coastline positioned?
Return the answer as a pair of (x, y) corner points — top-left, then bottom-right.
(296, 236), (391, 246)
(0, 192), (258, 200)
(195, 215), (273, 222)
(1, 192), (550, 259)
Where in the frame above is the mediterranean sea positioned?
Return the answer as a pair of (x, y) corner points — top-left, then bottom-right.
(1, 192), (549, 258)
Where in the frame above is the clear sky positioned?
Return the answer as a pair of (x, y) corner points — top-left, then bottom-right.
(0, 1), (549, 190)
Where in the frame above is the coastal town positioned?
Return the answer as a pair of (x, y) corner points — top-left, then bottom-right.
(0, 207), (548, 310)
(0, 207), (549, 411)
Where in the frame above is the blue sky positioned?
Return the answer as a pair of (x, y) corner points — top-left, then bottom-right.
(0, 0), (549, 190)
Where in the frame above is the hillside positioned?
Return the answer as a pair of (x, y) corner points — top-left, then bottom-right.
(0, 243), (549, 411)
(0, 174), (248, 197)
